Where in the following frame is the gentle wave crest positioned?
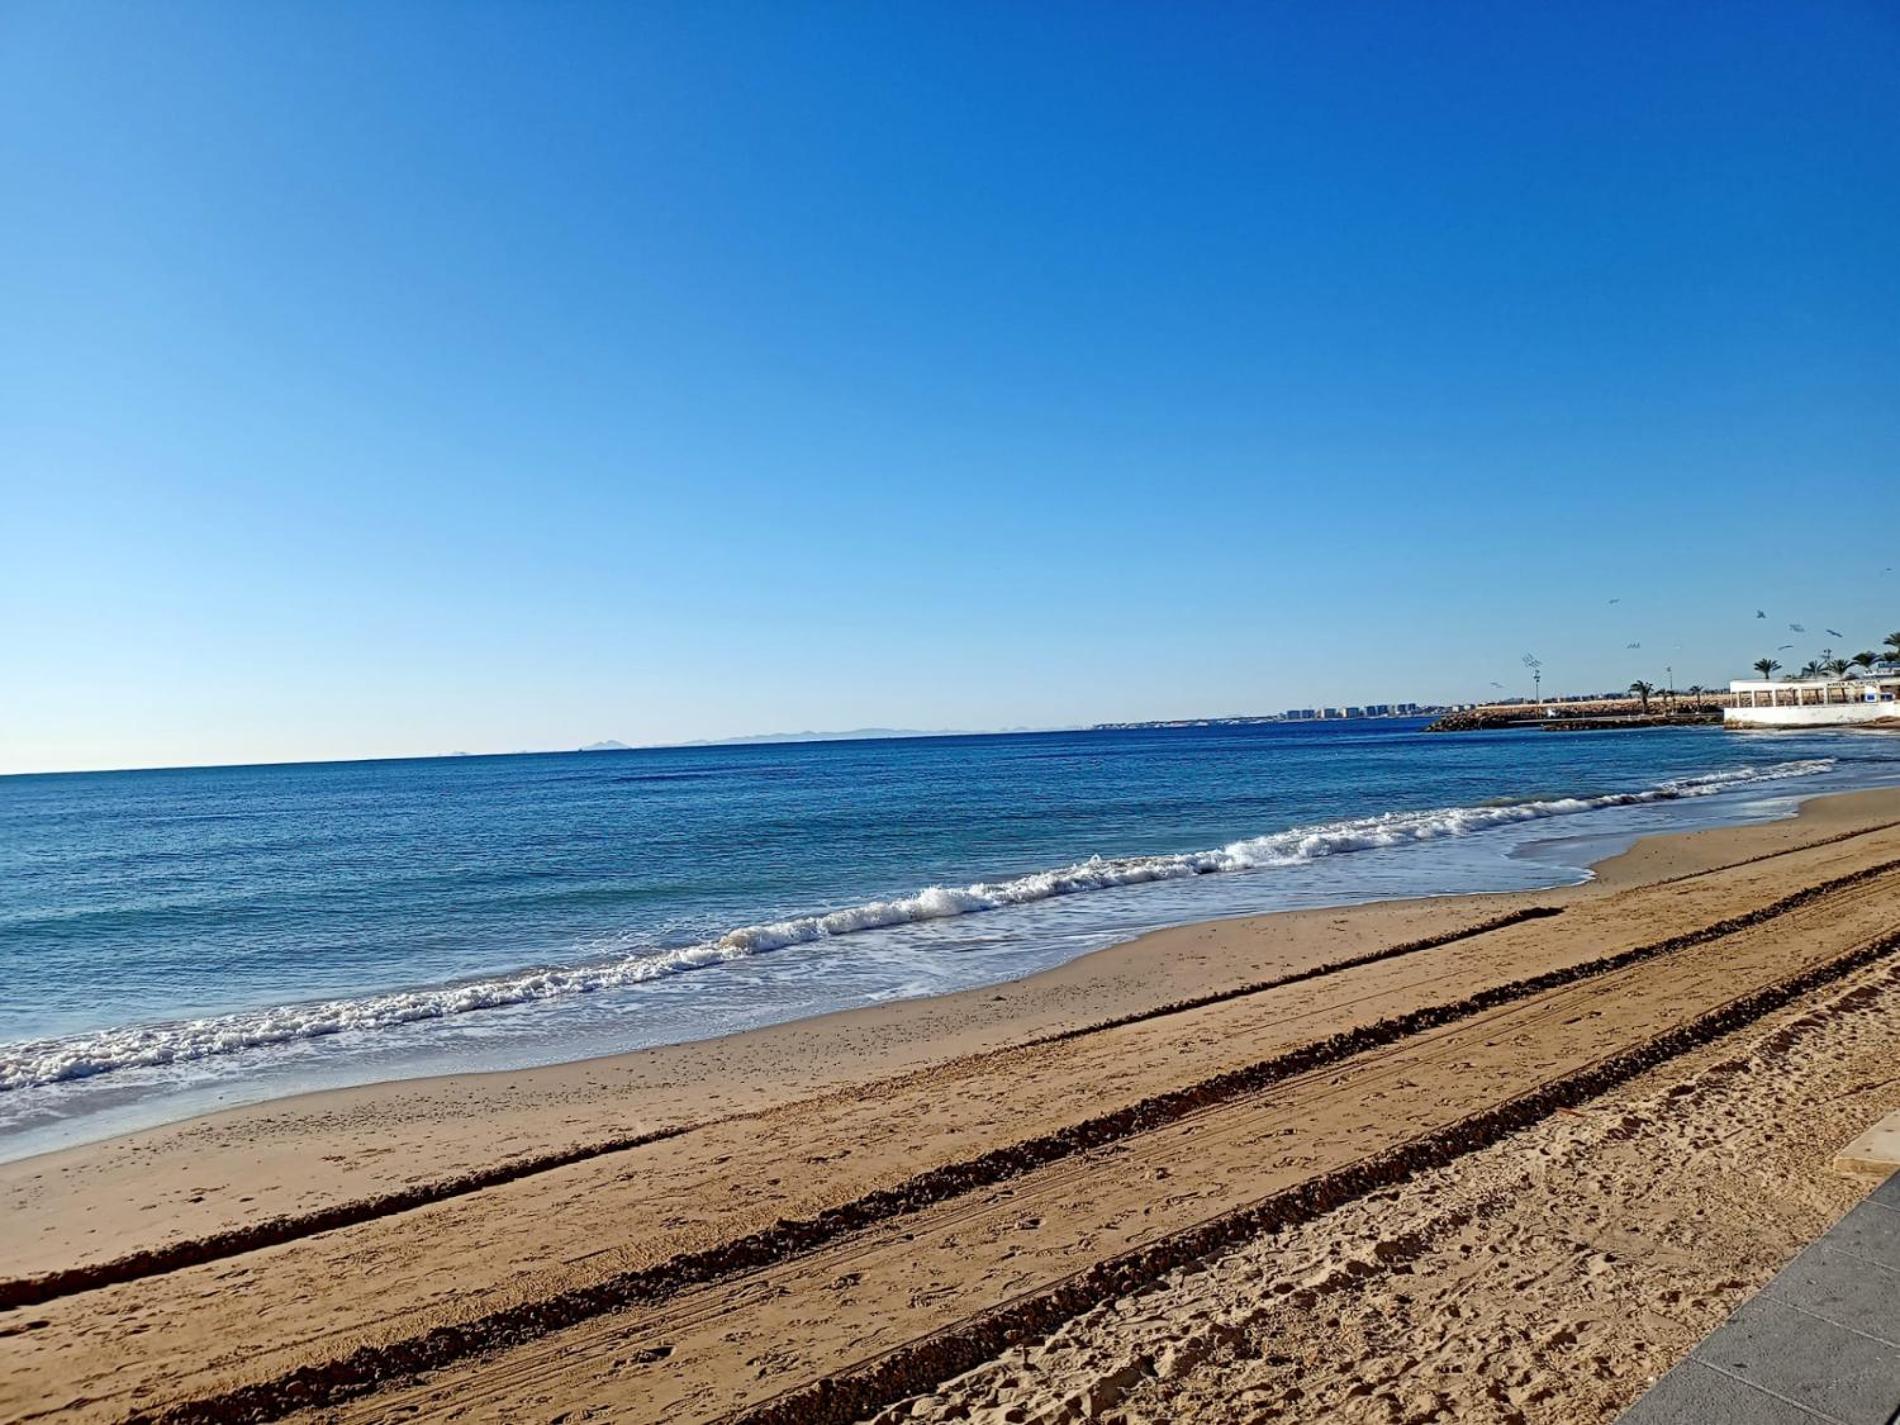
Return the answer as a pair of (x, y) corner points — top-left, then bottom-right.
(0, 758), (1832, 1093)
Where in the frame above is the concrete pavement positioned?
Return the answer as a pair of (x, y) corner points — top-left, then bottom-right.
(1618, 1172), (1900, 1424)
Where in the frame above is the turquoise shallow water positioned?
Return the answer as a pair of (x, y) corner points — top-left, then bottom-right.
(3, 719), (1898, 1157)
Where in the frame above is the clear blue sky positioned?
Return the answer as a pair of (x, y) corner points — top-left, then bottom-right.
(5, 2), (1898, 773)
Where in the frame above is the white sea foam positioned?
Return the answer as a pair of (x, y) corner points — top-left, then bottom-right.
(0, 759), (1832, 1093)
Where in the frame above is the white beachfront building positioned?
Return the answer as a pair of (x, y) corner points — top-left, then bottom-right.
(1725, 675), (1900, 728)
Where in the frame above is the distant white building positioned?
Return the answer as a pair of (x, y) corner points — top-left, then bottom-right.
(1725, 676), (1900, 728)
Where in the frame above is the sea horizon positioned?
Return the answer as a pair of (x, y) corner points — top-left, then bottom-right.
(0, 708), (1444, 780)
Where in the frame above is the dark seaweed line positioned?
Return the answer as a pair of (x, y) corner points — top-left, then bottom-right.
(122, 858), (1900, 1425)
(1642, 816), (1900, 889)
(0, 905), (1560, 1313)
(0, 1120), (694, 1314)
(726, 928), (1900, 1425)
(1020, 904), (1565, 1049)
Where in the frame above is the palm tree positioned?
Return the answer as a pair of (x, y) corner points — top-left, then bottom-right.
(1853, 651), (1878, 674)
(1628, 679), (1655, 711)
(1798, 660), (1824, 680)
(1884, 632), (1900, 668)
(1824, 657), (1851, 681)
(1753, 658), (1780, 679)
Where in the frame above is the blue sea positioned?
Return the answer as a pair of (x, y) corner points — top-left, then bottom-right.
(4, 720), (1899, 1160)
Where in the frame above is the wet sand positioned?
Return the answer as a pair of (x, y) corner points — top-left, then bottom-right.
(4, 787), (1900, 1424)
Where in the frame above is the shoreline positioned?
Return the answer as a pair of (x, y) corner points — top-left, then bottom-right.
(7, 785), (1900, 1424)
(3, 785), (1893, 1275)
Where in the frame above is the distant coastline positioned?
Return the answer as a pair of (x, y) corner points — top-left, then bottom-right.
(2, 688), (1809, 779)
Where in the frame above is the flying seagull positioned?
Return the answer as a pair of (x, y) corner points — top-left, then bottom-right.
(1778, 643), (1794, 650)
(1490, 681), (1504, 689)
(1608, 598), (1620, 604)
(1625, 641), (1641, 649)
(1826, 628), (1844, 638)
(1789, 623), (1806, 633)
(1756, 610), (1767, 618)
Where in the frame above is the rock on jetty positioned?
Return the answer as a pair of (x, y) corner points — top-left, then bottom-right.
(1426, 700), (1724, 733)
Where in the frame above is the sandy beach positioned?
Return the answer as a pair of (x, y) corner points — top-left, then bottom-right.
(6, 786), (1900, 1425)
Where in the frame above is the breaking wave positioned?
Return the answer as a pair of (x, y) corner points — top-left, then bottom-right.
(0, 759), (1832, 1093)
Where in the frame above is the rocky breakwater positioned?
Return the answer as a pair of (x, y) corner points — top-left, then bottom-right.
(1425, 705), (1545, 733)
(1427, 700), (1724, 733)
